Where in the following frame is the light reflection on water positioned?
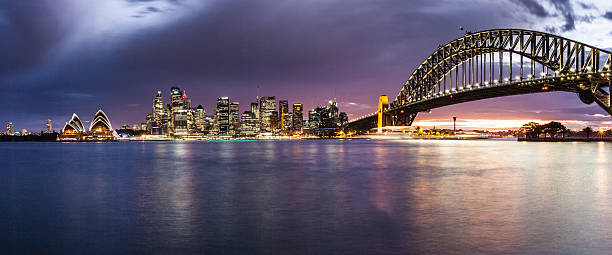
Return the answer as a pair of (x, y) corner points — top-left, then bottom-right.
(1, 140), (612, 254)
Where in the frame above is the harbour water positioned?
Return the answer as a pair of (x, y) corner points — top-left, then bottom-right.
(1, 139), (611, 254)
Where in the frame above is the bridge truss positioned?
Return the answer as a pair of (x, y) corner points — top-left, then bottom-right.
(347, 29), (612, 131)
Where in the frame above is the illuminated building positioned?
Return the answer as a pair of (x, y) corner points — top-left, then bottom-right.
(259, 96), (275, 132)
(279, 100), (290, 132)
(45, 119), (53, 133)
(21, 129), (29, 136)
(271, 111), (279, 131)
(86, 109), (119, 141)
(6, 122), (14, 135)
(173, 109), (189, 136)
(292, 103), (303, 132)
(251, 102), (259, 120)
(59, 114), (85, 141)
(153, 91), (164, 119)
(229, 102), (240, 135)
(240, 111), (259, 136)
(170, 86), (183, 134)
(194, 105), (206, 132)
(217, 97), (230, 135)
(339, 112), (348, 126)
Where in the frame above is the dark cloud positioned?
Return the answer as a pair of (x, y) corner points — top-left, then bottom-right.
(603, 11), (612, 20)
(0, 0), (607, 131)
(549, 0), (576, 31)
(513, 0), (549, 17)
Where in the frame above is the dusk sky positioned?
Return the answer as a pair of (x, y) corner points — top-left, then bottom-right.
(3, 0), (612, 131)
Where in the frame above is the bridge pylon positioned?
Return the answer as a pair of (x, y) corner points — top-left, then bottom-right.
(377, 95), (391, 133)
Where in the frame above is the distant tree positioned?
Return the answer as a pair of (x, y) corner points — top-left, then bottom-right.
(581, 126), (594, 138)
(604, 129), (612, 137)
(519, 122), (541, 138)
(543, 121), (567, 138)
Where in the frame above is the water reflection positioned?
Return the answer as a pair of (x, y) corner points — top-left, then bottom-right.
(1, 140), (612, 254)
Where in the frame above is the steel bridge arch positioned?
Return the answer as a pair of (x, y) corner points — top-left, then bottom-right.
(393, 29), (612, 108)
(345, 29), (612, 131)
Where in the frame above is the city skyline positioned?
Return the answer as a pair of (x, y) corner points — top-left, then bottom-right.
(3, 1), (612, 131)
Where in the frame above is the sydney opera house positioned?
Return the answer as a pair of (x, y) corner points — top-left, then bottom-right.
(58, 109), (119, 141)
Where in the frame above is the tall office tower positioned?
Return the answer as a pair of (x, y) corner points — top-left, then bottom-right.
(182, 90), (191, 109)
(251, 102), (259, 120)
(170, 87), (184, 110)
(270, 111), (279, 131)
(308, 109), (320, 129)
(169, 86), (185, 135)
(217, 97), (230, 135)
(173, 109), (189, 136)
(195, 105), (206, 131)
(292, 103), (303, 132)
(153, 91), (164, 119)
(278, 100), (289, 131)
(240, 111), (259, 136)
(259, 96), (276, 132)
(45, 119), (53, 133)
(339, 112), (348, 126)
(6, 122), (14, 135)
(329, 99), (339, 125)
(229, 102), (240, 135)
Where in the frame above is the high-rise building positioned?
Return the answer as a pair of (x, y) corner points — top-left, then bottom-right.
(217, 97), (230, 135)
(292, 103), (303, 132)
(251, 102), (259, 120)
(270, 111), (279, 131)
(240, 111), (259, 136)
(6, 122), (14, 135)
(279, 100), (290, 132)
(194, 105), (206, 132)
(153, 91), (164, 119)
(259, 96), (275, 132)
(170, 87), (184, 110)
(45, 119), (53, 133)
(229, 102), (240, 135)
(173, 109), (189, 136)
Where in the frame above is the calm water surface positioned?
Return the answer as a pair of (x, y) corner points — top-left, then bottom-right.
(1, 139), (611, 254)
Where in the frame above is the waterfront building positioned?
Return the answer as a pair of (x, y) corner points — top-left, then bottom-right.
(59, 114), (85, 141)
(292, 103), (303, 132)
(217, 97), (230, 135)
(21, 129), (29, 136)
(259, 96), (276, 132)
(45, 120), (53, 133)
(339, 112), (348, 126)
(173, 109), (189, 136)
(87, 109), (119, 141)
(6, 122), (14, 135)
(279, 100), (290, 132)
(230, 102), (240, 135)
(240, 111), (259, 136)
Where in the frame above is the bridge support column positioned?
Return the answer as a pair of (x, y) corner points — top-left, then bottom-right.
(377, 95), (390, 133)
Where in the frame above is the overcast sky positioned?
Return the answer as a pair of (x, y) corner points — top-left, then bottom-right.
(2, 0), (612, 131)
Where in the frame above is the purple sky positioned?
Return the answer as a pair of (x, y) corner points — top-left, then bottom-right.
(2, 0), (612, 131)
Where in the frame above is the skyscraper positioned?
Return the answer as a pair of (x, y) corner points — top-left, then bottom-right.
(240, 111), (259, 136)
(170, 87), (184, 110)
(229, 102), (240, 135)
(6, 122), (14, 135)
(259, 96), (275, 132)
(217, 97), (230, 135)
(292, 103), (303, 132)
(195, 105), (206, 132)
(251, 102), (259, 120)
(153, 91), (164, 119)
(279, 100), (290, 132)
(45, 119), (53, 133)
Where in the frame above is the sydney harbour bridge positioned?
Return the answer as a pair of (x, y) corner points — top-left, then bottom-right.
(346, 29), (612, 132)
